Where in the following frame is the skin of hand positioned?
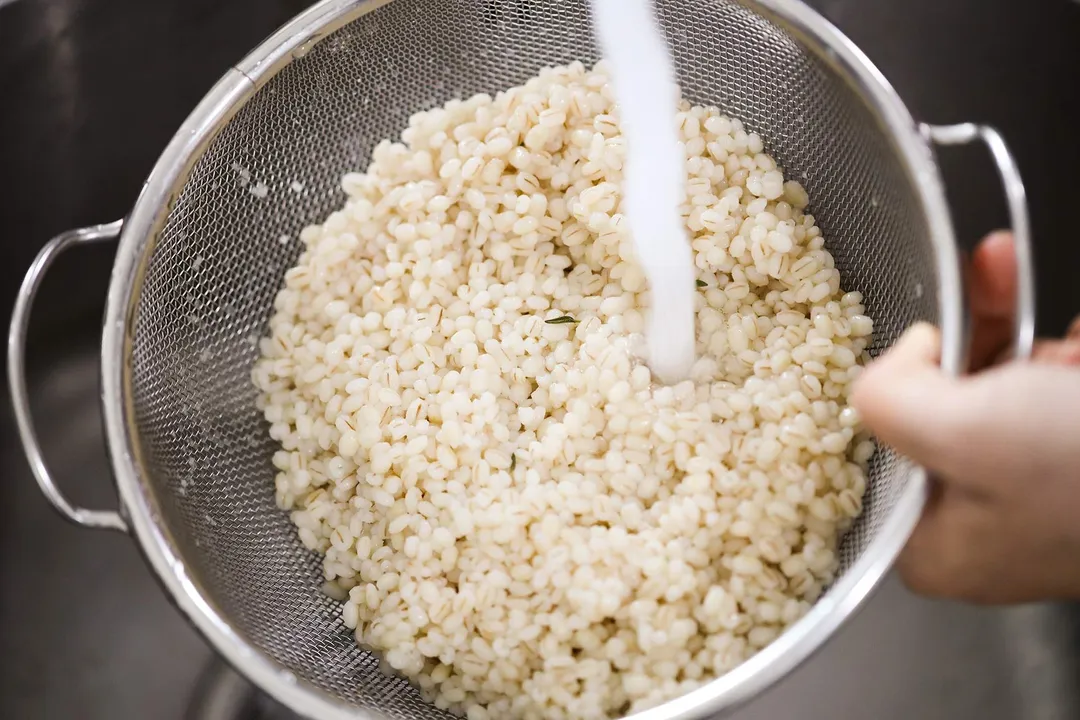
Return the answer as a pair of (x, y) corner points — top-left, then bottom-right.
(851, 231), (1080, 604)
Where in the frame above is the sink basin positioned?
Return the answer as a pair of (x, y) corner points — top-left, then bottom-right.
(4, 0), (1080, 717)
(3, 315), (1079, 719)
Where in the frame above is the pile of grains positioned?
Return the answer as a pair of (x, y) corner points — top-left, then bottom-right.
(252, 60), (875, 720)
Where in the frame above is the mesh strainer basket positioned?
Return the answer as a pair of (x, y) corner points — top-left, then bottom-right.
(10, 0), (1035, 718)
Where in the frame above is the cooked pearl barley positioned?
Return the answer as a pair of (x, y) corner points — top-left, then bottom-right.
(254, 61), (875, 720)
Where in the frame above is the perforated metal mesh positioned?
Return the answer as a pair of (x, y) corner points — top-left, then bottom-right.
(126, 0), (937, 717)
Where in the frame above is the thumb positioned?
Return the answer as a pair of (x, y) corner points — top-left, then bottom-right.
(852, 323), (971, 477)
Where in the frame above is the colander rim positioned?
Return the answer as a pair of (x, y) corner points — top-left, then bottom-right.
(99, 0), (963, 718)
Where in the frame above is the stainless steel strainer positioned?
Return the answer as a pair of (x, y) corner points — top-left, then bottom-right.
(9, 0), (1035, 718)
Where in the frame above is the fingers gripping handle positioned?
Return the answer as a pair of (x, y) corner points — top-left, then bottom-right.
(922, 123), (1036, 362)
(8, 221), (129, 533)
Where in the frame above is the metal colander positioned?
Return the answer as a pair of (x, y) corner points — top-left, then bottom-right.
(9, 0), (1034, 719)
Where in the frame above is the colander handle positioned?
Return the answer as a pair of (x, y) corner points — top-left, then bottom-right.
(921, 123), (1036, 362)
(8, 220), (129, 533)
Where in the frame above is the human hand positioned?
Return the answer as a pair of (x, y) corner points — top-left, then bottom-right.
(852, 231), (1080, 603)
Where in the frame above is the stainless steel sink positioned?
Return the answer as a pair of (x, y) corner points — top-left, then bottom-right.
(0, 330), (211, 719)
(3, 0), (1080, 717)
(4, 311), (1079, 720)
(186, 583), (1080, 720)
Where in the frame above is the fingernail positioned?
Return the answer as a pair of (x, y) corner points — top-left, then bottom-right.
(1067, 315), (1080, 340)
(904, 322), (939, 343)
(880, 322), (941, 366)
(981, 230), (1013, 249)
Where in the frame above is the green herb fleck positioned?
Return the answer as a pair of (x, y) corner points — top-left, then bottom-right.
(545, 315), (578, 325)
(510, 454), (518, 472)
(696, 279), (708, 288)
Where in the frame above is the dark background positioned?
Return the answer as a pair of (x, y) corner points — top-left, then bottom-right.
(3, 0), (1080, 340)
(2, 0), (1080, 718)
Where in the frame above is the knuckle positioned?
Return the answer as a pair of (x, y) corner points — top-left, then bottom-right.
(897, 520), (968, 600)
(898, 510), (1001, 602)
(897, 547), (953, 598)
